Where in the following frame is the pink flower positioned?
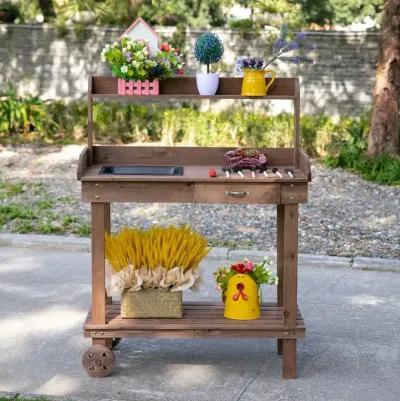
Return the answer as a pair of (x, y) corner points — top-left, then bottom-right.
(177, 68), (184, 75)
(243, 261), (254, 272)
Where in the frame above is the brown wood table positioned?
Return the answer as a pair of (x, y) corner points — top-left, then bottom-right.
(78, 76), (310, 379)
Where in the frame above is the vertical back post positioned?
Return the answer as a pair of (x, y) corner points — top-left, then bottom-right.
(293, 78), (300, 168)
(88, 76), (93, 165)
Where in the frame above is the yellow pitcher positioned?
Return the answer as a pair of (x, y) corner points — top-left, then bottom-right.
(224, 274), (260, 320)
(241, 69), (276, 96)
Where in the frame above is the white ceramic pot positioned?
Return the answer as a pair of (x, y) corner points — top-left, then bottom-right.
(196, 73), (219, 95)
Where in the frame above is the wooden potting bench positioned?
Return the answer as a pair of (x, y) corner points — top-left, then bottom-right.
(78, 76), (310, 379)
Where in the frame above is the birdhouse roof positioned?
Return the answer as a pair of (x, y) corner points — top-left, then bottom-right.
(121, 17), (160, 41)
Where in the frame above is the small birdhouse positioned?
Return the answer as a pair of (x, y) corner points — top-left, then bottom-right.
(224, 274), (260, 320)
(121, 17), (160, 57)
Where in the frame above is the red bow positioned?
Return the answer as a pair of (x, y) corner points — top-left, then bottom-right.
(233, 282), (248, 301)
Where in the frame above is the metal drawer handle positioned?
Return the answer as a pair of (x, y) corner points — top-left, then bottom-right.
(225, 191), (250, 198)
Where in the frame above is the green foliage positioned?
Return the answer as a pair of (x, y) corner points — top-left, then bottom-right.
(194, 32), (224, 72)
(139, 0), (226, 27)
(0, 85), (56, 141)
(101, 37), (184, 81)
(0, 397), (54, 401)
(214, 258), (277, 294)
(228, 18), (253, 29)
(0, 179), (90, 236)
(0, 1), (19, 22)
(324, 116), (400, 185)
(12, 0), (385, 30)
(0, 181), (25, 199)
(1, 89), (398, 186)
(299, 0), (384, 27)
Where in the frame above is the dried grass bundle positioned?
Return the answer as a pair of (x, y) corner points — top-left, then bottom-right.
(105, 225), (210, 273)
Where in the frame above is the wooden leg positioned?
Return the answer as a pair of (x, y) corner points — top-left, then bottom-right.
(277, 204), (284, 305)
(277, 204), (284, 355)
(92, 338), (112, 349)
(282, 339), (297, 379)
(104, 203), (112, 305)
(91, 203), (107, 325)
(282, 204), (299, 378)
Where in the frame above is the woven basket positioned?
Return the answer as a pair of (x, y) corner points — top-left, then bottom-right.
(121, 289), (183, 318)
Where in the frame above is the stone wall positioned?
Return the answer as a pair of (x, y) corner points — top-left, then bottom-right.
(0, 24), (379, 115)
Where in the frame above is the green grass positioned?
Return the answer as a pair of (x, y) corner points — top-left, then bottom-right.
(323, 116), (400, 185)
(326, 152), (400, 185)
(0, 397), (56, 401)
(0, 181), (26, 199)
(0, 179), (90, 236)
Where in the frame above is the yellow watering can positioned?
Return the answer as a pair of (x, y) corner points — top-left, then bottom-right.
(241, 69), (276, 96)
(224, 274), (260, 320)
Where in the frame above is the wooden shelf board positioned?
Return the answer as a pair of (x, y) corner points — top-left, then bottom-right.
(91, 94), (296, 101)
(84, 302), (306, 339)
(90, 76), (299, 99)
(81, 164), (308, 183)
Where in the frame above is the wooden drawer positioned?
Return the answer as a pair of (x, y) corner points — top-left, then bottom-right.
(82, 181), (194, 202)
(281, 183), (308, 204)
(194, 183), (280, 204)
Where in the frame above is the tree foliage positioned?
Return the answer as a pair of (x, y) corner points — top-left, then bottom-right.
(15, 0), (385, 29)
(194, 32), (224, 73)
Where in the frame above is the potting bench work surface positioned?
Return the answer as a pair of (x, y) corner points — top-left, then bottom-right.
(0, 245), (400, 401)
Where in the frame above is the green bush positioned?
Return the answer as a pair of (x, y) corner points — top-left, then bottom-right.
(324, 116), (400, 185)
(1, 88), (399, 185)
(0, 90), (355, 151)
(0, 85), (57, 142)
(228, 18), (253, 30)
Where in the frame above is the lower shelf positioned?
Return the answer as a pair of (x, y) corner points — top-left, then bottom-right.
(84, 302), (306, 339)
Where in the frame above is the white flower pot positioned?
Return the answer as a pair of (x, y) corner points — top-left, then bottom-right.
(196, 73), (219, 95)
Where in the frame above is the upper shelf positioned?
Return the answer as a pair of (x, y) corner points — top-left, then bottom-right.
(90, 76), (299, 100)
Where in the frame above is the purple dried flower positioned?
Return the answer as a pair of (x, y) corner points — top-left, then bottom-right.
(286, 40), (300, 51)
(295, 32), (307, 42)
(256, 59), (264, 68)
(272, 38), (287, 54)
(279, 55), (313, 65)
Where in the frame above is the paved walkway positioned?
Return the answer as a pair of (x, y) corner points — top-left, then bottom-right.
(0, 246), (399, 401)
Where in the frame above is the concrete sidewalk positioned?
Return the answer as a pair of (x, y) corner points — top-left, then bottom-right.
(0, 245), (399, 401)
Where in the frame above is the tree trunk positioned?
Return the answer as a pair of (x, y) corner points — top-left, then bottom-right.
(368, 0), (400, 157)
(38, 0), (56, 21)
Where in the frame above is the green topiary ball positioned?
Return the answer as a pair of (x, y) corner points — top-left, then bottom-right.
(194, 32), (224, 73)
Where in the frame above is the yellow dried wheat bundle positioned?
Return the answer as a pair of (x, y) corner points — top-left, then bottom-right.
(105, 225), (210, 272)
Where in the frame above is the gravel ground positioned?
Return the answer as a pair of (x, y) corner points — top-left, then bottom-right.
(0, 144), (399, 258)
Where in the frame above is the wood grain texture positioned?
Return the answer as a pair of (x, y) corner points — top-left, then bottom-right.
(277, 204), (284, 306)
(77, 146), (88, 180)
(91, 76), (298, 98)
(87, 76), (93, 165)
(293, 79), (300, 168)
(277, 204), (285, 356)
(283, 204), (298, 328)
(83, 182), (194, 203)
(81, 164), (307, 183)
(91, 203), (107, 324)
(194, 183), (280, 204)
(282, 339), (297, 378)
(92, 146), (297, 167)
(84, 302), (305, 339)
(104, 203), (112, 306)
(299, 149), (312, 182)
(280, 184), (308, 204)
